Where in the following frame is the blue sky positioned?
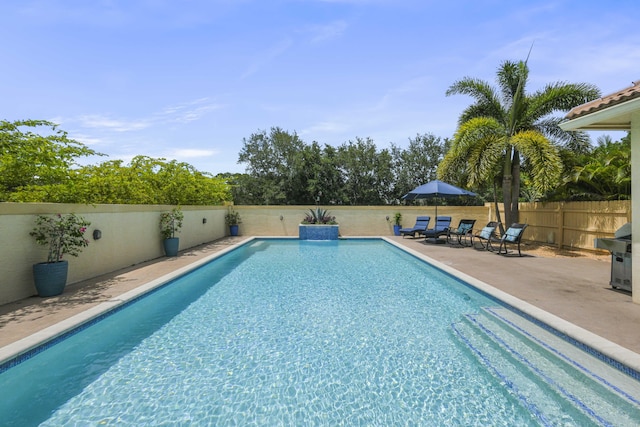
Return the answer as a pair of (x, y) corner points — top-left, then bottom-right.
(3, 0), (639, 175)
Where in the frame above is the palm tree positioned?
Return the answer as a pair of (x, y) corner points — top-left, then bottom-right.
(566, 134), (631, 200)
(438, 60), (600, 228)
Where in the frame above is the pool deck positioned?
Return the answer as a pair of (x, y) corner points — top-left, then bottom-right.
(1, 235), (639, 366)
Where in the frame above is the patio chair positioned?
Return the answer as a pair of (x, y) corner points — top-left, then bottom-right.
(472, 221), (501, 251)
(446, 219), (476, 246)
(399, 216), (430, 238)
(496, 223), (528, 256)
(422, 216), (452, 243)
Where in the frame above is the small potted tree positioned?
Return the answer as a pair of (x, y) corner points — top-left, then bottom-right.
(393, 212), (402, 236)
(225, 207), (242, 236)
(160, 207), (183, 256)
(30, 213), (91, 297)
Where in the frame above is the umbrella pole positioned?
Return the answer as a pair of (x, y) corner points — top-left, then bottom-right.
(426, 197), (445, 244)
(434, 196), (438, 222)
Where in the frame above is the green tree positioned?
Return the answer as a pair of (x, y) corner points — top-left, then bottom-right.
(73, 157), (158, 204)
(294, 142), (345, 205)
(302, 143), (347, 205)
(1, 119), (103, 201)
(336, 137), (392, 205)
(153, 158), (230, 205)
(217, 172), (254, 205)
(563, 134), (631, 200)
(237, 127), (306, 204)
(77, 156), (231, 205)
(391, 133), (445, 200)
(439, 60), (600, 227)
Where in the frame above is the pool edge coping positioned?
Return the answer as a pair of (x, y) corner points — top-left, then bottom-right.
(2, 236), (639, 377)
(0, 237), (257, 366)
(381, 237), (640, 375)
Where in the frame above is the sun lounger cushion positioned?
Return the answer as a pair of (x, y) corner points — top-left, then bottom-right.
(456, 222), (474, 234)
(478, 226), (494, 240)
(504, 227), (522, 242)
(399, 216), (430, 238)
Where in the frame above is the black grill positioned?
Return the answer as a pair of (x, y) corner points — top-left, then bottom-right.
(594, 223), (632, 292)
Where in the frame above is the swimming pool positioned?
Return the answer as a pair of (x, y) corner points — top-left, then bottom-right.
(1, 239), (639, 425)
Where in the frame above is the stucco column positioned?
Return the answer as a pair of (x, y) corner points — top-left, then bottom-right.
(632, 111), (640, 303)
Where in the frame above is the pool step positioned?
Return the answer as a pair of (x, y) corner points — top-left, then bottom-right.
(484, 307), (640, 404)
(451, 308), (640, 426)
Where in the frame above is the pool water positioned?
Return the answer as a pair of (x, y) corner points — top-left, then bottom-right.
(1, 239), (639, 425)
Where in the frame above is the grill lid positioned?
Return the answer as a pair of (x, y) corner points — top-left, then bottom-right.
(594, 238), (631, 253)
(615, 222), (632, 239)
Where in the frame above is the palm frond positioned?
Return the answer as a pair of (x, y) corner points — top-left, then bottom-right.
(446, 78), (505, 124)
(511, 130), (561, 192)
(442, 117), (506, 187)
(497, 60), (529, 106)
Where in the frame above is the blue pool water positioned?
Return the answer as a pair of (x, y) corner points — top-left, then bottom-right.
(1, 239), (639, 425)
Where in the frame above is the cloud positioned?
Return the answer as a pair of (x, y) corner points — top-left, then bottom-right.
(240, 38), (294, 79)
(74, 98), (223, 133)
(309, 20), (348, 43)
(313, 0), (391, 3)
(171, 148), (218, 158)
(158, 98), (225, 123)
(77, 115), (152, 132)
(301, 120), (350, 137)
(372, 75), (433, 111)
(69, 133), (104, 146)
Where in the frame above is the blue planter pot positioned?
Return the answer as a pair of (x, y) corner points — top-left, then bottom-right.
(229, 225), (239, 236)
(163, 237), (180, 257)
(33, 260), (68, 297)
(393, 225), (401, 236)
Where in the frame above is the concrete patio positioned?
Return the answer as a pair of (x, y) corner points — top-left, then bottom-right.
(1, 236), (639, 364)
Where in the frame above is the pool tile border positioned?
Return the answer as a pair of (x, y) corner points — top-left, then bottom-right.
(383, 237), (640, 382)
(2, 236), (640, 387)
(0, 237), (256, 370)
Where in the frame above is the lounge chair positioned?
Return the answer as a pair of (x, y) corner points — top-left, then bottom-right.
(422, 216), (452, 243)
(472, 221), (501, 251)
(399, 216), (430, 238)
(496, 223), (528, 256)
(446, 219), (476, 246)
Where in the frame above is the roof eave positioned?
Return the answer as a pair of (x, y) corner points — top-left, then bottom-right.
(559, 97), (640, 131)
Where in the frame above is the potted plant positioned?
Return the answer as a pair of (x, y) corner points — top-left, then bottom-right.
(29, 213), (91, 297)
(160, 207), (183, 256)
(393, 212), (402, 236)
(301, 208), (337, 225)
(225, 207), (242, 236)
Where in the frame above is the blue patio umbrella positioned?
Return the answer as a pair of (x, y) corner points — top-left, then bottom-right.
(402, 179), (477, 219)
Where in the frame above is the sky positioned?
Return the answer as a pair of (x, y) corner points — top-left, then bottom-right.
(2, 0), (639, 175)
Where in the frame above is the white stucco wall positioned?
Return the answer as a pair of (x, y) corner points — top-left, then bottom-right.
(632, 111), (640, 303)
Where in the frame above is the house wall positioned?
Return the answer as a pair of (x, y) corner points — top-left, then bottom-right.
(632, 111), (640, 303)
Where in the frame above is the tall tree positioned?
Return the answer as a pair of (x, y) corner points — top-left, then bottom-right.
(391, 133), (445, 200)
(0, 119), (102, 201)
(563, 134), (631, 200)
(237, 127), (306, 205)
(439, 60), (600, 227)
(298, 142), (345, 205)
(50, 156), (231, 205)
(336, 137), (392, 205)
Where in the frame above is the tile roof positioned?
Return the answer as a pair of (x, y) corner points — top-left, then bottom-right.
(566, 80), (640, 119)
